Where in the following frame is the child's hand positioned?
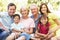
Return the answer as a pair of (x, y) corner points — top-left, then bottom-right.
(24, 29), (29, 33)
(43, 35), (48, 38)
(20, 28), (25, 32)
(15, 32), (20, 38)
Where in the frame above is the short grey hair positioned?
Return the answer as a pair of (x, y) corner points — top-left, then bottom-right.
(30, 3), (38, 9)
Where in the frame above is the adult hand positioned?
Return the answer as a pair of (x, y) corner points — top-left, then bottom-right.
(0, 22), (3, 27)
(0, 22), (9, 32)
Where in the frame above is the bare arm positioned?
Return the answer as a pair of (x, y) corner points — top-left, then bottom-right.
(12, 28), (24, 33)
(24, 27), (33, 34)
(0, 22), (9, 31)
(35, 29), (47, 37)
(49, 19), (60, 33)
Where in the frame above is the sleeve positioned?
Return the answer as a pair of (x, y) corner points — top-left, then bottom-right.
(37, 23), (40, 32)
(19, 23), (24, 29)
(0, 12), (6, 17)
(50, 13), (58, 19)
(37, 23), (40, 29)
(0, 18), (2, 23)
(11, 24), (14, 29)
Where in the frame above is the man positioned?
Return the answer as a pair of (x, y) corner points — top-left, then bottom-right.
(30, 4), (41, 33)
(0, 3), (16, 40)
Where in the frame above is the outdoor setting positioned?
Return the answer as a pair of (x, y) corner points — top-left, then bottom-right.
(0, 0), (60, 40)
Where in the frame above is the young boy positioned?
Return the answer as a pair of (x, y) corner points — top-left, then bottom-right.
(6, 14), (25, 40)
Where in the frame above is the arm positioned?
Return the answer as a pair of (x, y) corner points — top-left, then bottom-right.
(35, 29), (47, 37)
(0, 22), (9, 31)
(52, 13), (60, 31)
(12, 28), (24, 33)
(24, 27), (33, 34)
(46, 26), (55, 39)
(29, 27), (34, 34)
(36, 27), (47, 37)
(26, 19), (35, 34)
(54, 18), (60, 25)
(48, 13), (60, 33)
(49, 19), (60, 33)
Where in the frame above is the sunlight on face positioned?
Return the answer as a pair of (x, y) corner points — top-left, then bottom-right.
(40, 17), (48, 25)
(30, 4), (38, 15)
(8, 6), (16, 16)
(41, 5), (47, 14)
(14, 16), (20, 23)
(21, 7), (29, 17)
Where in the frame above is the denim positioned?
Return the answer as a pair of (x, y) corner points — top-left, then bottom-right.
(0, 31), (10, 40)
(20, 32), (31, 40)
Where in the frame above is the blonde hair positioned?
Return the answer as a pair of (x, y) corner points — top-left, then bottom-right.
(20, 6), (29, 14)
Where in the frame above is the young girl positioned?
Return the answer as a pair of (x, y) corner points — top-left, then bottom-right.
(6, 14), (25, 40)
(35, 15), (54, 40)
(39, 3), (60, 40)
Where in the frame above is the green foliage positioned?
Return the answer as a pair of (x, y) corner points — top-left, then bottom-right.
(0, 0), (60, 12)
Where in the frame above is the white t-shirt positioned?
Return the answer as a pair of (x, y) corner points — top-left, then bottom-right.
(11, 22), (24, 31)
(0, 18), (2, 23)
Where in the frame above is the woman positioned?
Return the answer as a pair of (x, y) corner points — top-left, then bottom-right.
(39, 3), (60, 40)
(16, 6), (35, 40)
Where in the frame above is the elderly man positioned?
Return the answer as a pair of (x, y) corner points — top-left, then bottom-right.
(30, 4), (41, 33)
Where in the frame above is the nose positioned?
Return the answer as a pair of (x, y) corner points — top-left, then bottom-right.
(11, 9), (15, 13)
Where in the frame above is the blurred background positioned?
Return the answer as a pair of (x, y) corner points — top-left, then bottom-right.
(0, 0), (60, 18)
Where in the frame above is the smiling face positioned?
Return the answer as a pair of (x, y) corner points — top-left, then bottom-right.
(40, 17), (48, 25)
(14, 15), (20, 24)
(20, 7), (29, 17)
(30, 4), (38, 15)
(40, 3), (50, 15)
(30, 6), (38, 15)
(41, 5), (47, 14)
(8, 6), (16, 16)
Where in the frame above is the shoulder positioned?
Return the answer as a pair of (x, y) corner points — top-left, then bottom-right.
(19, 22), (24, 28)
(48, 13), (57, 19)
(28, 17), (34, 21)
(38, 14), (42, 18)
(30, 15), (34, 18)
(19, 22), (23, 25)
(0, 18), (2, 21)
(46, 22), (50, 27)
(11, 23), (15, 26)
(48, 13), (56, 16)
(0, 12), (8, 15)
(0, 12), (8, 17)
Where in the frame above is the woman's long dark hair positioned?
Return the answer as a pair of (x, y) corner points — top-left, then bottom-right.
(39, 3), (51, 15)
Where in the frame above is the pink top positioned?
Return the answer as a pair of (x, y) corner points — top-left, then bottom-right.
(20, 17), (35, 30)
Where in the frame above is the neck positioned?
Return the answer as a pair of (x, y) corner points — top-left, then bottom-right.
(43, 12), (48, 16)
(22, 16), (28, 19)
(8, 14), (13, 17)
(33, 13), (38, 19)
(15, 20), (20, 24)
(8, 12), (14, 17)
(15, 22), (19, 24)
